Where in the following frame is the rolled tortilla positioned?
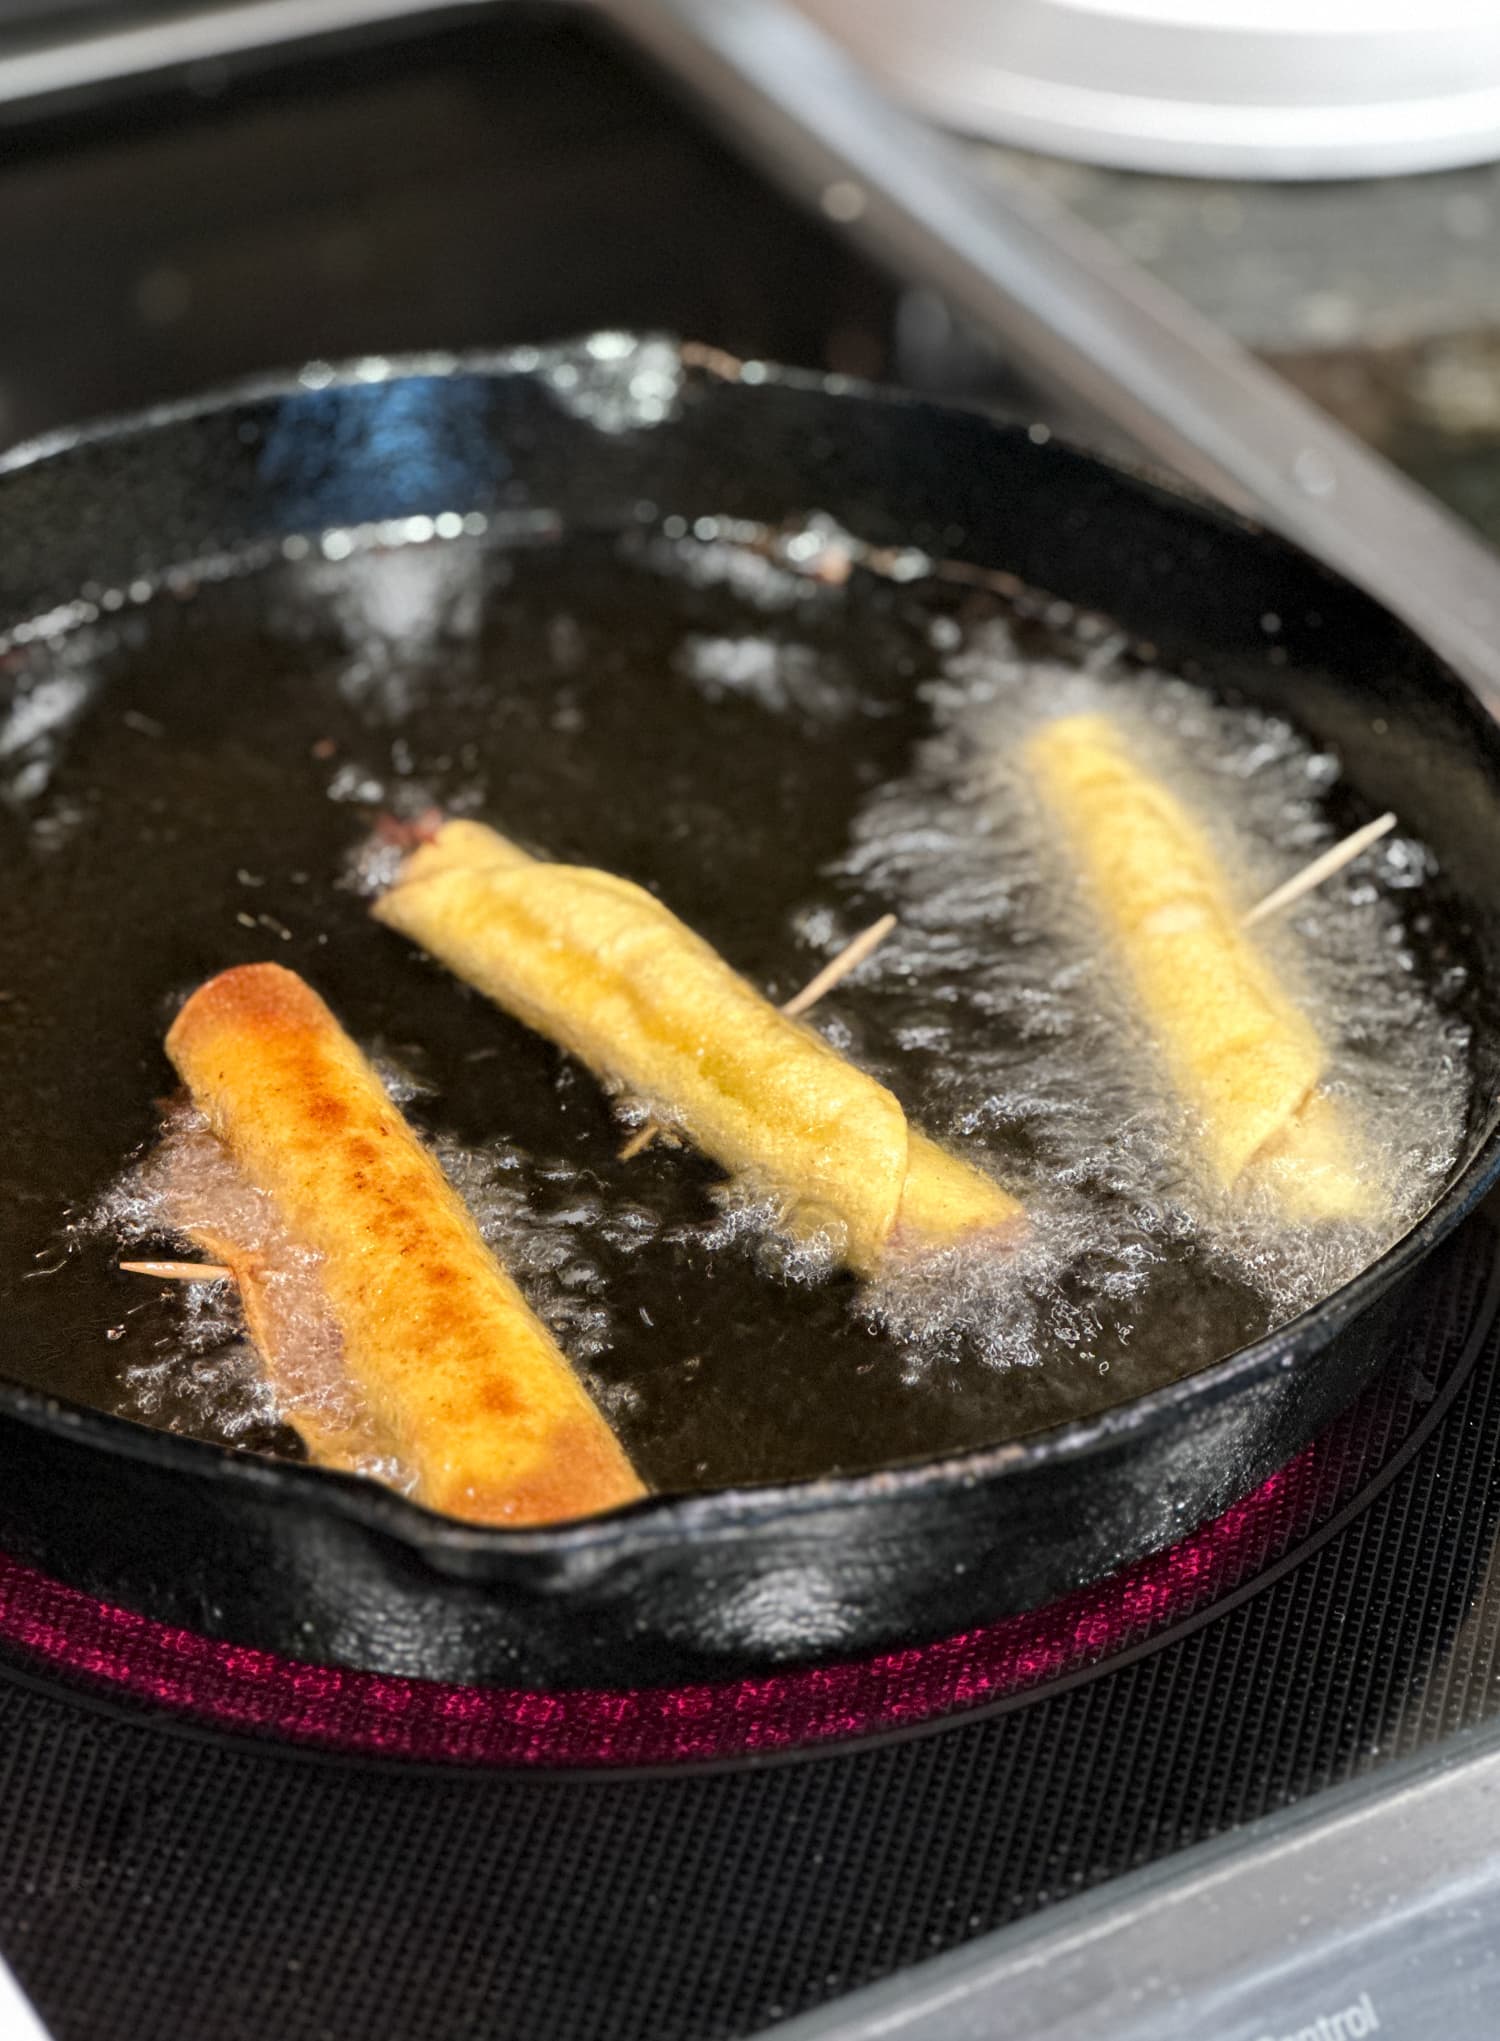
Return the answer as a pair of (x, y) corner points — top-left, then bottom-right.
(372, 821), (1021, 1273)
(1024, 713), (1376, 1223)
(166, 963), (646, 1524)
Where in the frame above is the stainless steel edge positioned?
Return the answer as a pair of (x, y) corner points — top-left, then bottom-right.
(0, 0), (479, 108)
(766, 1710), (1500, 2039)
(600, 0), (1500, 715)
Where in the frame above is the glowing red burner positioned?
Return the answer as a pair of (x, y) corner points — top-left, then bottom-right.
(0, 1424), (1353, 1768)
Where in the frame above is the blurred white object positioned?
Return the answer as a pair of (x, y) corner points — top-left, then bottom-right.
(796, 0), (1500, 178)
(0, 1955), (49, 2040)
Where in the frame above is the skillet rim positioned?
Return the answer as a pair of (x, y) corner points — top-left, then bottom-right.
(1, 341), (1497, 1568)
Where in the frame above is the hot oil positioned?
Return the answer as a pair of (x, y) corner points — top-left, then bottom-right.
(0, 519), (1476, 1491)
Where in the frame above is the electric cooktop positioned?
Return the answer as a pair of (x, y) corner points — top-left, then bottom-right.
(3, 9), (1500, 2039)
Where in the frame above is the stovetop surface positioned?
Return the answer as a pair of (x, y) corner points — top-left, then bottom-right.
(4, 11), (1500, 2039)
(4, 1215), (1498, 2039)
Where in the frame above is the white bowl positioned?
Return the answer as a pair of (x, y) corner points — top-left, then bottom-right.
(797, 0), (1500, 179)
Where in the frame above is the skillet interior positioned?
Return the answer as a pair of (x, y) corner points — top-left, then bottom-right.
(1, 339), (1498, 1511)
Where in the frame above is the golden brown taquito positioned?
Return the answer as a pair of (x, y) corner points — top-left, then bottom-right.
(166, 962), (646, 1523)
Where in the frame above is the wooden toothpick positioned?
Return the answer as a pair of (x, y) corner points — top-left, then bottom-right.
(618, 1121), (671, 1164)
(120, 1259), (235, 1283)
(780, 912), (897, 1017)
(1242, 812), (1397, 929)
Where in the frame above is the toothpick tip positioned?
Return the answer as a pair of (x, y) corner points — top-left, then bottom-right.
(1242, 812), (1398, 929)
(120, 1259), (235, 1283)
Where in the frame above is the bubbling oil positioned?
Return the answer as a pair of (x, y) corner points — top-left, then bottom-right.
(8, 514), (1477, 1490)
(837, 621), (1470, 1372)
(89, 1101), (395, 1479)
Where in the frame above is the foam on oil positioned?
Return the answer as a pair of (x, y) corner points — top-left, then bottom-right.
(839, 619), (1469, 1370)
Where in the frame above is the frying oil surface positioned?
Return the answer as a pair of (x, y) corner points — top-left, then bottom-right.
(0, 521), (1474, 1490)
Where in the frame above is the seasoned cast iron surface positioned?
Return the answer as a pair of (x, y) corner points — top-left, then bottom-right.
(0, 521), (1472, 1495)
(0, 354), (1496, 1523)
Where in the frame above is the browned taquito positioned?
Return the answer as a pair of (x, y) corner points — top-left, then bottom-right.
(373, 821), (1022, 1272)
(165, 963), (646, 1524)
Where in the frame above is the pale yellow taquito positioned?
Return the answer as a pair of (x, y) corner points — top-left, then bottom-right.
(373, 822), (1021, 1272)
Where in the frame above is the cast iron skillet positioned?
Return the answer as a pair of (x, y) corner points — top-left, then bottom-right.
(0, 337), (1497, 1690)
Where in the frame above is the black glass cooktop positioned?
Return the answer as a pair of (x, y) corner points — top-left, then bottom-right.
(4, 10), (1500, 2040)
(3, 1213), (1498, 2040)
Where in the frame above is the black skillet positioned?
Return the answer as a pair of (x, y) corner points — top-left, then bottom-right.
(0, 337), (1497, 1690)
